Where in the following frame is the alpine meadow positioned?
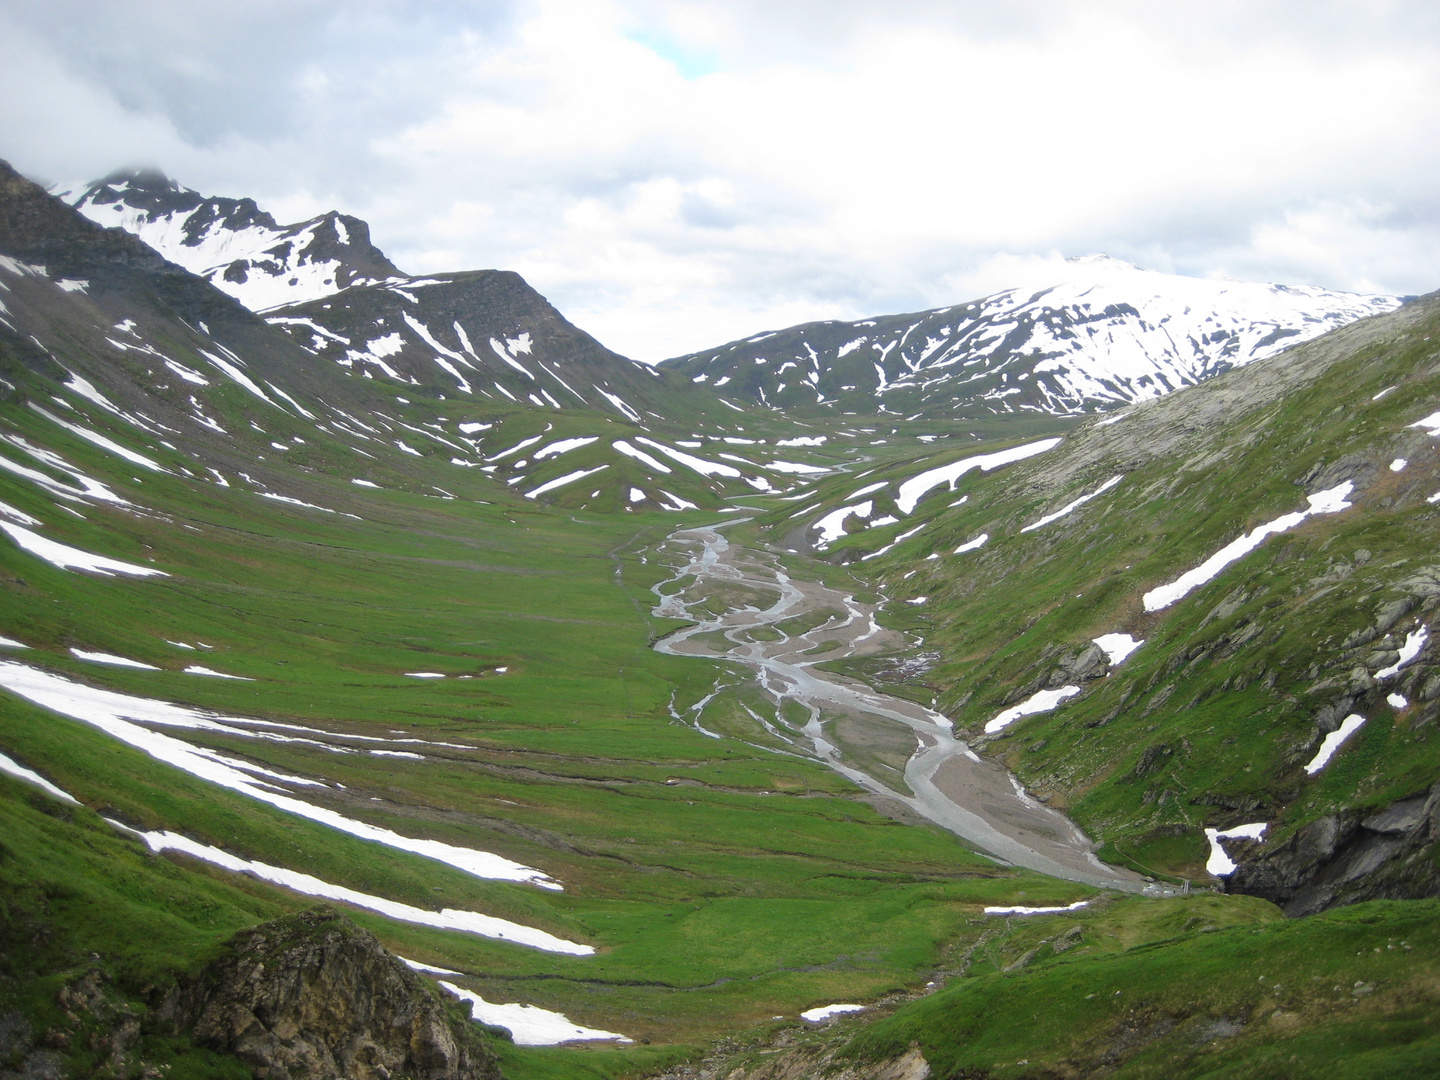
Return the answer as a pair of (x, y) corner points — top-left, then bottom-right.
(2, 109), (1440, 1080)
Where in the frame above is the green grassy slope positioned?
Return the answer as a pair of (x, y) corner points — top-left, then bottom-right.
(4, 161), (1439, 1079)
(842, 897), (1440, 1079)
(0, 335), (1088, 1076)
(751, 294), (1440, 898)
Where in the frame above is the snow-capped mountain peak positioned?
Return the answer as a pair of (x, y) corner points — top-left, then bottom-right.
(54, 169), (403, 311)
(664, 258), (1403, 418)
(48, 169), (711, 425)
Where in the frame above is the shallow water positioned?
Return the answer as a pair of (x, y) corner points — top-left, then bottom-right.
(652, 524), (1146, 891)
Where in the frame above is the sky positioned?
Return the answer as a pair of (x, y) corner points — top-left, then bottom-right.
(2, 0), (1439, 362)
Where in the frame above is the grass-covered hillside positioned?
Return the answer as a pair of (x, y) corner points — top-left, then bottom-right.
(754, 292), (1440, 909)
(0, 159), (1113, 1079)
(3, 157), (1439, 1080)
(693, 894), (1440, 1080)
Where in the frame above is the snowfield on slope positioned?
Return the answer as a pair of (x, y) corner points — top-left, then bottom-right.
(1143, 482), (1354, 612)
(896, 438), (1061, 514)
(0, 661), (563, 890)
(669, 255), (1401, 417)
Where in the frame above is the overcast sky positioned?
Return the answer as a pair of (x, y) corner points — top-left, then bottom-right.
(2, 0), (1438, 361)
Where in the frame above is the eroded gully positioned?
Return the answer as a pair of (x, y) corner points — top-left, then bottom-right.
(651, 523), (1146, 893)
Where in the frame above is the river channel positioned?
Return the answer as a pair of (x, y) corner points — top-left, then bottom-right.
(651, 523), (1147, 892)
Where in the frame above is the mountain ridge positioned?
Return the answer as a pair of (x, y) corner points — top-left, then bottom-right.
(54, 167), (760, 428)
(662, 254), (1401, 419)
(55, 169), (405, 312)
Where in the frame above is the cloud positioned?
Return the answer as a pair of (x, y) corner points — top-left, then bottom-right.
(2, 0), (1438, 360)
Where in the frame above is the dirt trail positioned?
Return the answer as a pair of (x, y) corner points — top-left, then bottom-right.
(652, 524), (1147, 892)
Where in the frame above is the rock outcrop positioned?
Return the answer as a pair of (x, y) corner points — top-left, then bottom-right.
(1228, 782), (1440, 916)
(158, 907), (501, 1080)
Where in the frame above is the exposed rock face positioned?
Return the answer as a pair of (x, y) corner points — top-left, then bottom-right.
(268, 269), (674, 414)
(58, 168), (405, 311)
(159, 907), (501, 1080)
(1228, 782), (1440, 916)
(0, 969), (143, 1080)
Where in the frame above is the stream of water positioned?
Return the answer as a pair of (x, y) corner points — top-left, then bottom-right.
(651, 524), (1149, 892)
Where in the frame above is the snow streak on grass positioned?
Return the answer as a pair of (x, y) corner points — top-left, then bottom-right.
(0, 522), (167, 576)
(441, 981), (630, 1045)
(1142, 482), (1353, 612)
(895, 438), (1061, 514)
(112, 823), (592, 954)
(1303, 715), (1367, 775)
(0, 661), (563, 890)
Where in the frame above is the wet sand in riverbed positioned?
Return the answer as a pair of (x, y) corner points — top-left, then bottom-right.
(653, 524), (1147, 892)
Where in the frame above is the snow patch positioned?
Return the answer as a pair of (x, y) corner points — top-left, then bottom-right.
(1304, 715), (1367, 775)
(115, 825), (589, 954)
(635, 438), (741, 478)
(184, 665), (252, 680)
(0, 661), (563, 890)
(861, 522), (926, 561)
(1204, 822), (1268, 875)
(2, 522), (166, 577)
(70, 648), (159, 669)
(1021, 475), (1122, 533)
(525, 465), (609, 498)
(984, 685), (1080, 734)
(984, 900), (1089, 915)
(399, 956), (463, 976)
(1376, 627), (1427, 679)
(595, 389), (641, 422)
(31, 405), (167, 472)
(812, 501), (872, 546)
(1410, 410), (1440, 436)
(801, 1004), (866, 1023)
(1143, 482), (1353, 612)
(1092, 633), (1143, 665)
(532, 437), (599, 460)
(0, 498), (40, 526)
(0, 750), (79, 803)
(896, 438), (1061, 514)
(441, 982), (629, 1045)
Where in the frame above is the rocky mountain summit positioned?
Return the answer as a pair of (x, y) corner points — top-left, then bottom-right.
(56, 170), (403, 312)
(53, 167), (720, 424)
